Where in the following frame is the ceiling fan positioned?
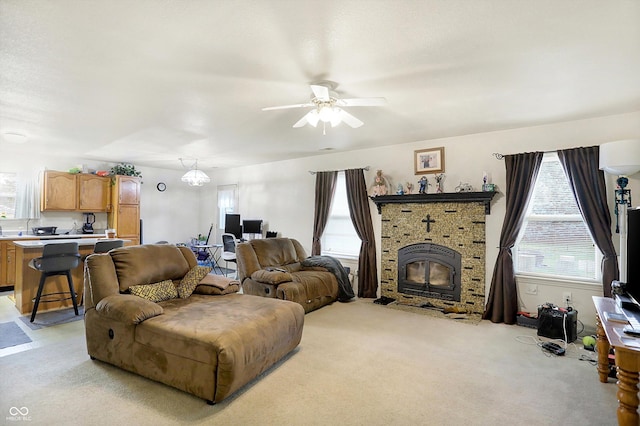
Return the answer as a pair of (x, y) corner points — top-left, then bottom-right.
(262, 81), (387, 132)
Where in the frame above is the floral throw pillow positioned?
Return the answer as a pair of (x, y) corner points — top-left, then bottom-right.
(129, 280), (178, 303)
(177, 266), (212, 298)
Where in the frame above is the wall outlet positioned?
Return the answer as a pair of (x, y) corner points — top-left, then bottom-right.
(563, 292), (572, 305)
(525, 285), (538, 295)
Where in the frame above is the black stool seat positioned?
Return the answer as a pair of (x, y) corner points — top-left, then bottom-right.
(93, 239), (124, 253)
(28, 242), (81, 323)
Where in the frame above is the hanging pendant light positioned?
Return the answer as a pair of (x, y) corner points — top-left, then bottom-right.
(180, 159), (210, 186)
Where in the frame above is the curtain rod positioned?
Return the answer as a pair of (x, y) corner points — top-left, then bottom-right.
(309, 166), (370, 175)
(493, 149), (561, 160)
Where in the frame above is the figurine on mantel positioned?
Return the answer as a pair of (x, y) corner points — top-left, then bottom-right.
(396, 183), (405, 195)
(418, 176), (430, 194)
(455, 182), (474, 192)
(434, 173), (445, 193)
(370, 170), (389, 197)
(482, 171), (496, 192)
(405, 182), (414, 194)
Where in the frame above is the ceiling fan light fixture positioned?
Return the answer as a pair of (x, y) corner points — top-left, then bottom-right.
(318, 105), (334, 123)
(263, 82), (385, 130)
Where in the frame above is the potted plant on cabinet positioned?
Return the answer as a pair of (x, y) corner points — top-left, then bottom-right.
(110, 163), (142, 178)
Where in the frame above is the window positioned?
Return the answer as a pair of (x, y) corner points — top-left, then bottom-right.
(321, 172), (360, 258)
(217, 184), (238, 230)
(514, 152), (601, 281)
(0, 172), (17, 219)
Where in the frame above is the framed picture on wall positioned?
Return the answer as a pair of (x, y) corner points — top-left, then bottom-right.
(414, 147), (445, 174)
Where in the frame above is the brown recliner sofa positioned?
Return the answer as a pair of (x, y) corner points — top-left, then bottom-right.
(83, 244), (304, 404)
(236, 238), (339, 313)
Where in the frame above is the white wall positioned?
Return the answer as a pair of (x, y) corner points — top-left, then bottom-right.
(206, 111), (640, 329)
(135, 166), (203, 245)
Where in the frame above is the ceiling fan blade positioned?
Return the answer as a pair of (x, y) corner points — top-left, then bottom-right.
(262, 102), (314, 111)
(293, 110), (319, 128)
(310, 85), (330, 101)
(292, 114), (309, 128)
(338, 97), (387, 107)
(338, 109), (364, 128)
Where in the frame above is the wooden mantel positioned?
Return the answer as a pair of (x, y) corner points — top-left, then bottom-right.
(370, 191), (497, 215)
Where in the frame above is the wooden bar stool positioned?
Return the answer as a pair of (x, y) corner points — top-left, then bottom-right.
(29, 242), (81, 322)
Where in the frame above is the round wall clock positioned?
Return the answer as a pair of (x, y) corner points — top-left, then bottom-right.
(156, 182), (166, 192)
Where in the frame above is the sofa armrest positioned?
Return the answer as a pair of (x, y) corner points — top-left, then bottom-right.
(95, 294), (164, 325)
(251, 269), (293, 285)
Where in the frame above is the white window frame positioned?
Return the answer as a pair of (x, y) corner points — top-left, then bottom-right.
(0, 172), (17, 219)
(513, 152), (602, 284)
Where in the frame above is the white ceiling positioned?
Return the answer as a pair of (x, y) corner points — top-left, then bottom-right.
(1, 0), (639, 171)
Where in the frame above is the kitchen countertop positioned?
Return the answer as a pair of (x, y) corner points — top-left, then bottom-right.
(13, 238), (128, 248)
(0, 233), (101, 241)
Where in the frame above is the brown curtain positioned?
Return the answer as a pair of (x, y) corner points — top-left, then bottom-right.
(311, 171), (337, 255)
(484, 152), (543, 324)
(345, 168), (378, 298)
(557, 146), (619, 297)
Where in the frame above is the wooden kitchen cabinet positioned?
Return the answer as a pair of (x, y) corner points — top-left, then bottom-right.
(78, 174), (111, 211)
(6, 244), (15, 286)
(117, 176), (141, 205)
(1, 241), (17, 287)
(41, 171), (110, 212)
(108, 176), (141, 245)
(41, 171), (77, 211)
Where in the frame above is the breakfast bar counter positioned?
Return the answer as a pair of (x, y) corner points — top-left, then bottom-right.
(12, 238), (128, 315)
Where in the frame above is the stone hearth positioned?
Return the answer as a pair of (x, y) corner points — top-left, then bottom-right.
(372, 193), (495, 315)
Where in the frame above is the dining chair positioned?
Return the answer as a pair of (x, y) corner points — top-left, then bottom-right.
(221, 233), (237, 277)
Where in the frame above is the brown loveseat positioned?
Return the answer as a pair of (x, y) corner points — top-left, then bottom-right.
(236, 238), (340, 313)
(83, 244), (304, 404)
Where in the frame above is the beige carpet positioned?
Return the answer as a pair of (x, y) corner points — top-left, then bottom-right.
(0, 299), (618, 425)
(383, 301), (483, 324)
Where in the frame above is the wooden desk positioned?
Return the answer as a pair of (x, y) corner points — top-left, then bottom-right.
(13, 238), (128, 315)
(593, 296), (640, 425)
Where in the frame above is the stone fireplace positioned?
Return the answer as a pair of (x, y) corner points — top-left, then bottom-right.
(371, 192), (495, 315)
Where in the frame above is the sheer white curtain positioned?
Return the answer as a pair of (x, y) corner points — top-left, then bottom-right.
(15, 171), (41, 219)
(217, 184), (238, 230)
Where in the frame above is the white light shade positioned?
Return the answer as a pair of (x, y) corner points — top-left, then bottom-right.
(181, 169), (210, 186)
(318, 106), (333, 123)
(599, 139), (640, 176)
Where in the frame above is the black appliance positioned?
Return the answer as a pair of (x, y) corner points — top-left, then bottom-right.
(32, 226), (57, 236)
(537, 304), (578, 342)
(614, 208), (640, 310)
(224, 214), (242, 239)
(82, 213), (95, 234)
(627, 209), (640, 295)
(242, 219), (263, 234)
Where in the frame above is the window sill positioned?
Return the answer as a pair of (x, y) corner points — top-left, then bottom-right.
(320, 252), (359, 261)
(515, 274), (601, 290)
